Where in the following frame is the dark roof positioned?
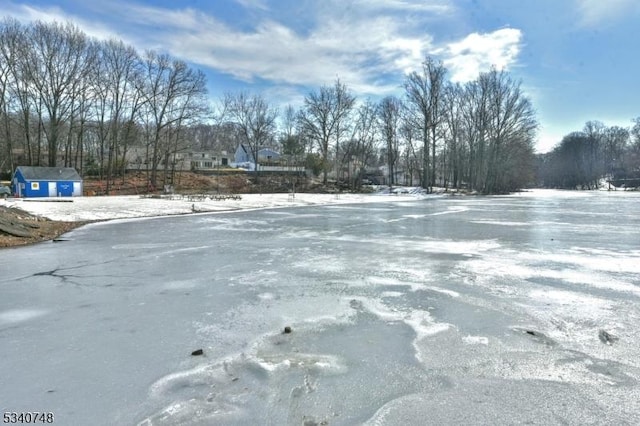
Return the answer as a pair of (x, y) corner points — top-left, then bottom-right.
(16, 166), (82, 181)
(258, 148), (280, 156)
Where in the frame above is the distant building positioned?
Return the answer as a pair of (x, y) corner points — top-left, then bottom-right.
(12, 166), (83, 197)
(185, 151), (230, 171)
(234, 144), (281, 165)
(124, 148), (230, 172)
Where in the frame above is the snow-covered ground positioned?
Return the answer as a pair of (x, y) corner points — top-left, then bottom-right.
(1, 191), (418, 222)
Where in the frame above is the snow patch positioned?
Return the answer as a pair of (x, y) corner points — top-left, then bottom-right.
(462, 335), (489, 345)
(253, 352), (348, 375)
(161, 280), (199, 291)
(471, 220), (530, 226)
(257, 292), (276, 301)
(528, 289), (610, 308)
(381, 291), (405, 298)
(464, 254), (640, 296)
(429, 207), (469, 216)
(0, 309), (48, 325)
(423, 286), (460, 298)
(12, 192), (421, 222)
(365, 276), (425, 292)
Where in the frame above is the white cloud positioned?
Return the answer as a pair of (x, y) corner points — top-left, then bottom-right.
(234, 0), (269, 11)
(441, 28), (523, 83)
(95, 1), (437, 97)
(2, 3), (122, 41)
(7, 0), (526, 101)
(575, 0), (640, 26)
(352, 0), (453, 14)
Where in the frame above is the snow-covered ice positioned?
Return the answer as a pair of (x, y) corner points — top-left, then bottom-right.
(1, 191), (417, 222)
(1, 189), (640, 425)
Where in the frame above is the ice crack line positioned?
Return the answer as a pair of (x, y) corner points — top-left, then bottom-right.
(19, 259), (122, 287)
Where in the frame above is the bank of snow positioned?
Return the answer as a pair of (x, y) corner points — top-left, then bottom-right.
(1, 192), (419, 222)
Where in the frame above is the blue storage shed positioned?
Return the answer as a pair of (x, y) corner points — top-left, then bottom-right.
(12, 166), (83, 198)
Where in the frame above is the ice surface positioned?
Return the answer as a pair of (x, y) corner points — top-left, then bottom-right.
(2, 190), (640, 425)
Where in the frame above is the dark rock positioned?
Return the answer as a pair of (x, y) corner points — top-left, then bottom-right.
(191, 349), (204, 356)
(283, 326), (292, 334)
(349, 299), (363, 309)
(518, 328), (556, 346)
(598, 330), (618, 345)
(0, 217), (32, 237)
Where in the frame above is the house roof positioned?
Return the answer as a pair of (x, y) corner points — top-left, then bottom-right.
(16, 166), (82, 181)
(237, 144), (280, 155)
(258, 148), (280, 156)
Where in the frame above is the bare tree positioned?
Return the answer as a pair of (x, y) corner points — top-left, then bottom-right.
(378, 96), (403, 188)
(404, 57), (446, 191)
(0, 19), (39, 167)
(540, 120), (640, 189)
(0, 19), (18, 174)
(24, 21), (93, 167)
(399, 118), (421, 187)
(602, 125), (629, 176)
(299, 85), (333, 184)
(279, 105), (306, 166)
(224, 92), (278, 183)
(629, 118), (640, 171)
(481, 70), (537, 193)
(86, 39), (141, 188)
(346, 100), (379, 188)
(332, 79), (356, 182)
(139, 51), (207, 188)
(440, 83), (466, 189)
(299, 78), (355, 185)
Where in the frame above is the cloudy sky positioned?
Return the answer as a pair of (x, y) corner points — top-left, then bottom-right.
(2, 0), (639, 152)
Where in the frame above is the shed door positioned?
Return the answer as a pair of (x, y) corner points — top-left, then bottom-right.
(72, 182), (82, 196)
(48, 182), (57, 197)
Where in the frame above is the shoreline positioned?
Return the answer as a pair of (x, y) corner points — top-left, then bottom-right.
(0, 191), (420, 248)
(5, 188), (629, 248)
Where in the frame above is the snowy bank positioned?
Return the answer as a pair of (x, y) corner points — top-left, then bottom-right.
(0, 192), (419, 222)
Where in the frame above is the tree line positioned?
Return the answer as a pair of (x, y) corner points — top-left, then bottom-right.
(1, 18), (540, 194)
(537, 120), (640, 189)
(224, 59), (538, 193)
(0, 18), (208, 191)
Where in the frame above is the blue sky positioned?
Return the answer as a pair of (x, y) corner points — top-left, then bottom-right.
(2, 0), (639, 153)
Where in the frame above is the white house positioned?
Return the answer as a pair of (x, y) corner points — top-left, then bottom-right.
(125, 148), (230, 172)
(185, 151), (230, 171)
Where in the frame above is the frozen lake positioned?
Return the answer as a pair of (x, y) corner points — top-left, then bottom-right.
(2, 190), (640, 425)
